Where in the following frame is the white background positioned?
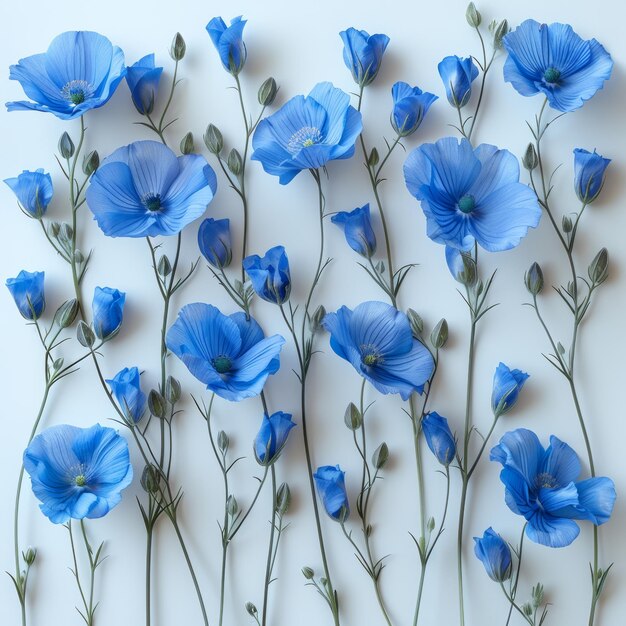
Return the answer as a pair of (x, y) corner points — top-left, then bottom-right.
(1, 1), (624, 625)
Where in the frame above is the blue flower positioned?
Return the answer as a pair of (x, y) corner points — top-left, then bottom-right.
(331, 204), (376, 257)
(125, 54), (163, 115)
(166, 303), (285, 402)
(391, 82), (437, 137)
(7, 31), (125, 120)
(252, 82), (362, 185)
(490, 429), (616, 547)
(323, 301), (435, 400)
(422, 412), (456, 466)
(243, 246), (291, 305)
(93, 286), (125, 340)
(23, 424), (133, 523)
(474, 528), (512, 582)
(4, 169), (53, 218)
(574, 149), (611, 204)
(6, 270), (45, 320)
(106, 367), (147, 423)
(198, 218), (232, 268)
(438, 56), (479, 108)
(254, 411), (296, 465)
(492, 363), (529, 417)
(206, 16), (247, 75)
(86, 140), (217, 238)
(503, 20), (613, 113)
(339, 28), (390, 87)
(314, 465), (349, 521)
(404, 137), (541, 252)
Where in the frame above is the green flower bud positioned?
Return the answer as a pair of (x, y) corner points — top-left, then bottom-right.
(532, 583), (544, 608)
(426, 517), (436, 532)
(58, 131), (75, 159)
(344, 402), (362, 430)
(52, 357), (64, 372)
(457, 253), (477, 287)
(276, 482), (291, 516)
(50, 222), (61, 238)
(217, 430), (229, 453)
(368, 147), (380, 167)
(226, 494), (239, 517)
(430, 318), (449, 349)
(204, 124), (224, 155)
(522, 143), (538, 171)
(258, 77), (278, 106)
(245, 602), (258, 617)
(375, 260), (385, 275)
(466, 2), (481, 27)
(148, 390), (167, 418)
(492, 19), (509, 49)
(407, 308), (423, 338)
(562, 215), (573, 233)
(77, 320), (95, 348)
(170, 32), (186, 61)
(372, 442), (389, 469)
(58, 222), (74, 243)
(82, 150), (100, 176)
(309, 305), (326, 334)
(522, 603), (533, 617)
(180, 132), (195, 155)
(302, 566), (315, 580)
(227, 148), (243, 178)
(23, 547), (37, 566)
(588, 248), (608, 285)
(141, 464), (161, 494)
(525, 262), (544, 295)
(158, 255), (172, 277)
(73, 250), (85, 265)
(56, 298), (80, 328)
(165, 376), (181, 405)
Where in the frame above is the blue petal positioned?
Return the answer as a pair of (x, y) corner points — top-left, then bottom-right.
(229, 312), (265, 353)
(330, 105), (362, 160)
(230, 335), (285, 382)
(469, 145), (521, 201)
(127, 141), (179, 199)
(574, 477), (616, 525)
(525, 513), (580, 548)
(309, 82), (351, 146)
(263, 95), (327, 150)
(542, 435), (581, 485)
(322, 307), (362, 369)
(490, 428), (544, 485)
(350, 301), (413, 357)
(373, 340), (435, 397)
(502, 20), (548, 91)
(539, 483), (580, 513)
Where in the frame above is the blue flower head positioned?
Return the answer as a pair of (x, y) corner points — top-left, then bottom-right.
(252, 82), (362, 185)
(86, 140), (217, 238)
(339, 28), (390, 87)
(106, 367), (147, 423)
(422, 412), (456, 466)
(6, 270), (45, 320)
(391, 82), (437, 137)
(93, 286), (125, 340)
(166, 303), (285, 402)
(7, 31), (126, 120)
(438, 56), (479, 108)
(491, 429), (616, 547)
(574, 149), (611, 204)
(254, 411), (296, 465)
(4, 169), (53, 218)
(198, 218), (232, 269)
(492, 363), (529, 417)
(314, 465), (349, 521)
(404, 137), (541, 252)
(243, 246), (291, 305)
(323, 301), (435, 400)
(474, 528), (512, 582)
(331, 204), (376, 258)
(503, 20), (613, 112)
(23, 424), (133, 523)
(126, 54), (163, 115)
(207, 16), (247, 75)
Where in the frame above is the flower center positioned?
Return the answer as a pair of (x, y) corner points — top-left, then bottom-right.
(360, 345), (382, 367)
(287, 126), (323, 155)
(61, 80), (95, 105)
(536, 472), (557, 489)
(543, 67), (561, 84)
(74, 474), (87, 487)
(212, 355), (232, 374)
(458, 194), (476, 214)
(142, 193), (162, 212)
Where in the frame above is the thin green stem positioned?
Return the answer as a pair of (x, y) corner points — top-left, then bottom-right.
(234, 73), (250, 282)
(261, 465), (278, 626)
(69, 116), (87, 316)
(506, 524), (526, 626)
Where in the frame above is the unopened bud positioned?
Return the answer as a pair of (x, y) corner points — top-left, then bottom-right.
(77, 321), (95, 348)
(430, 318), (449, 349)
(82, 150), (100, 176)
(525, 262), (544, 295)
(217, 430), (229, 453)
(407, 308), (423, 338)
(276, 482), (291, 515)
(227, 148), (243, 177)
(368, 147), (380, 167)
(258, 77), (278, 106)
(180, 132), (195, 155)
(372, 442), (389, 469)
(302, 566), (315, 580)
(466, 2), (481, 27)
(588, 248), (608, 285)
(58, 132), (75, 159)
(309, 305), (326, 334)
(522, 143), (538, 171)
(204, 124), (224, 155)
(344, 402), (362, 430)
(165, 376), (181, 404)
(56, 299), (80, 328)
(170, 32), (186, 61)
(148, 390), (167, 418)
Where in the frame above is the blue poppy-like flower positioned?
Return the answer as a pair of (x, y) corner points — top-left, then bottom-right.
(166, 303), (285, 402)
(23, 424), (133, 524)
(339, 27), (390, 87)
(198, 218), (232, 268)
(323, 301), (435, 400)
(243, 246), (291, 305)
(106, 367), (147, 423)
(474, 527), (512, 582)
(93, 286), (125, 340)
(404, 137), (541, 252)
(314, 465), (349, 521)
(492, 363), (529, 417)
(252, 82), (362, 185)
(438, 56), (479, 108)
(331, 204), (376, 258)
(490, 429), (616, 547)
(503, 20), (613, 113)
(206, 16), (247, 75)
(391, 82), (437, 137)
(7, 31), (125, 120)
(125, 54), (163, 115)
(4, 169), (53, 218)
(574, 149), (611, 204)
(6, 270), (45, 320)
(254, 411), (296, 465)
(422, 412), (456, 466)
(86, 140), (217, 238)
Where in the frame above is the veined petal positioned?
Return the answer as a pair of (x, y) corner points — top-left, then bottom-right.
(375, 340), (435, 395)
(349, 301), (413, 357)
(539, 482), (580, 513)
(490, 428), (544, 485)
(555, 477), (616, 524)
(525, 513), (580, 548)
(469, 145), (521, 201)
(263, 95), (327, 149)
(502, 20), (548, 83)
(230, 334), (285, 383)
(309, 82), (351, 146)
(229, 312), (265, 353)
(127, 141), (179, 199)
(542, 435), (581, 485)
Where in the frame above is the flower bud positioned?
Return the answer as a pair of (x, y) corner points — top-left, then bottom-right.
(258, 77), (278, 106)
(588, 248), (608, 285)
(158, 255), (172, 277)
(523, 603), (533, 617)
(522, 143), (538, 171)
(226, 494), (239, 517)
(204, 124), (224, 155)
(426, 517), (436, 532)
(59, 222), (73, 242)
(50, 222), (61, 238)
(302, 566), (315, 580)
(430, 318), (449, 349)
(227, 148), (243, 178)
(141, 464), (161, 494)
(372, 442), (389, 469)
(407, 308), (424, 338)
(562, 215), (573, 233)
(58, 131), (75, 159)
(344, 402), (362, 430)
(473, 527), (512, 582)
(245, 602), (258, 617)
(77, 320), (96, 348)
(524, 262), (544, 295)
(276, 482), (291, 516)
(368, 147), (380, 167)
(458, 252), (477, 287)
(532, 583), (544, 608)
(180, 132), (195, 155)
(217, 430), (229, 453)
(56, 298), (80, 328)
(309, 305), (327, 334)
(23, 547), (37, 566)
(170, 32), (186, 61)
(165, 376), (181, 404)
(492, 19), (509, 49)
(466, 2), (481, 27)
(82, 150), (100, 176)
(148, 390), (167, 418)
